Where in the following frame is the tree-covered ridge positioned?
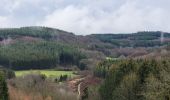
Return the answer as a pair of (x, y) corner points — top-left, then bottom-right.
(0, 41), (85, 70)
(0, 27), (170, 48)
(0, 26), (73, 40)
(98, 59), (170, 100)
(1, 26), (170, 70)
(90, 31), (170, 47)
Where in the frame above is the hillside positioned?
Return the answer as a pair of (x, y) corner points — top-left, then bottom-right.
(0, 27), (170, 100)
(0, 27), (111, 49)
(1, 27), (170, 48)
(89, 31), (170, 47)
(0, 27), (87, 70)
(0, 26), (170, 70)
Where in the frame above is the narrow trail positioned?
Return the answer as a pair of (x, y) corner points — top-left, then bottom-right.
(78, 82), (82, 96)
(68, 75), (101, 100)
(68, 77), (86, 100)
(77, 82), (83, 100)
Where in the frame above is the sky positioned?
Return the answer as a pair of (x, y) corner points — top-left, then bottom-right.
(0, 0), (169, 35)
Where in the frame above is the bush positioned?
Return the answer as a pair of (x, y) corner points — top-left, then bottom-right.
(0, 67), (15, 79)
(0, 71), (8, 100)
(59, 75), (68, 82)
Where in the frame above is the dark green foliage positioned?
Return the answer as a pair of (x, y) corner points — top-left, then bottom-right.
(90, 31), (170, 47)
(0, 71), (8, 100)
(99, 59), (170, 100)
(0, 27), (68, 40)
(94, 59), (120, 78)
(0, 67), (15, 79)
(0, 41), (85, 70)
(78, 62), (87, 70)
(59, 75), (68, 82)
(54, 78), (58, 82)
(40, 74), (47, 81)
(99, 60), (137, 100)
(0, 26), (86, 70)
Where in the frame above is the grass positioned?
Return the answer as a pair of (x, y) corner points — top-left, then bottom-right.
(15, 70), (76, 78)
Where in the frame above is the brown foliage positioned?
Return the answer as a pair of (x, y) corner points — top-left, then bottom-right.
(8, 74), (77, 100)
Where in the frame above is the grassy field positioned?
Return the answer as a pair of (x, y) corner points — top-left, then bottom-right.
(15, 70), (75, 78)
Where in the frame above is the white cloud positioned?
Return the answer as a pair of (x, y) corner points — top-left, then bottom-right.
(0, 16), (10, 27)
(39, 0), (170, 34)
(39, 6), (100, 34)
(1, 0), (170, 34)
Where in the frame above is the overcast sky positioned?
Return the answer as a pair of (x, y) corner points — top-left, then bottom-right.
(0, 0), (169, 35)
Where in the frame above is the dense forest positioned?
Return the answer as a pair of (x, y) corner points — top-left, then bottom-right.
(0, 40), (85, 70)
(90, 31), (170, 47)
(0, 27), (170, 100)
(0, 28), (170, 70)
(95, 59), (170, 100)
(0, 27), (170, 70)
(0, 27), (90, 70)
(0, 27), (71, 40)
(0, 27), (170, 48)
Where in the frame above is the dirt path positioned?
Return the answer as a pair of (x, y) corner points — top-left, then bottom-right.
(69, 76), (101, 100)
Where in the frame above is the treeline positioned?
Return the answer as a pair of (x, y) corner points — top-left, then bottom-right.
(0, 41), (85, 70)
(95, 59), (170, 100)
(109, 39), (163, 47)
(0, 26), (70, 40)
(90, 31), (170, 47)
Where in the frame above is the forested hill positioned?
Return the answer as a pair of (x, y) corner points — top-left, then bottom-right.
(0, 26), (170, 70)
(0, 27), (87, 70)
(0, 27), (170, 48)
(0, 27), (109, 49)
(89, 31), (170, 47)
(0, 26), (74, 39)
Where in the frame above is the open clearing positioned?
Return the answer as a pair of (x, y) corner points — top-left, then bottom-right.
(15, 70), (75, 78)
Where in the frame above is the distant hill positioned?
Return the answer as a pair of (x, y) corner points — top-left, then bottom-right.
(0, 26), (170, 70)
(89, 31), (170, 47)
(0, 27), (169, 48)
(0, 27), (87, 70)
(0, 27), (111, 49)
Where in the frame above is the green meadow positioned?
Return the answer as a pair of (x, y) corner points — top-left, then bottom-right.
(15, 70), (75, 78)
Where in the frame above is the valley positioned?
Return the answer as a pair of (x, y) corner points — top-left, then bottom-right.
(0, 26), (170, 100)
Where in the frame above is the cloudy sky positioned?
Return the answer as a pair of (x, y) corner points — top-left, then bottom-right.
(0, 0), (169, 34)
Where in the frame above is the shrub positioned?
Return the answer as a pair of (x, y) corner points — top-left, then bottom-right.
(0, 71), (8, 100)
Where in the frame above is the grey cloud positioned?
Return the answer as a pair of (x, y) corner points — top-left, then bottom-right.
(0, 0), (170, 34)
